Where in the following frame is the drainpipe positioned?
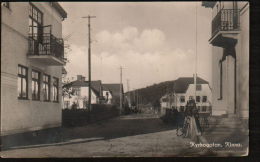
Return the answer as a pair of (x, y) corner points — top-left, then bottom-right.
(234, 55), (237, 114)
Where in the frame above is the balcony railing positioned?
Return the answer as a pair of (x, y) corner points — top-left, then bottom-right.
(212, 9), (240, 37)
(28, 33), (65, 62)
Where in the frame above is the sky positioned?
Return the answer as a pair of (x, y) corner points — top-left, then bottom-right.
(60, 2), (212, 91)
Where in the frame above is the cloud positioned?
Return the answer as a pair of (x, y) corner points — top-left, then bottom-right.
(94, 26), (169, 56)
(65, 26), (203, 90)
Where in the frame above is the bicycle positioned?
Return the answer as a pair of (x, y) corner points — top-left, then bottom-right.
(198, 113), (210, 132)
(176, 116), (191, 137)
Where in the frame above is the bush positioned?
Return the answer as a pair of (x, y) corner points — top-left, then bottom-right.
(62, 104), (119, 127)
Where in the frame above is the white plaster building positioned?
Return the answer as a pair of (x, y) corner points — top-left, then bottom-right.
(160, 77), (212, 115)
(102, 88), (113, 104)
(202, 2), (249, 119)
(62, 75), (103, 109)
(1, 2), (67, 136)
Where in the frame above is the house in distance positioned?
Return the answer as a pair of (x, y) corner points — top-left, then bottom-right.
(160, 77), (212, 115)
(62, 75), (124, 109)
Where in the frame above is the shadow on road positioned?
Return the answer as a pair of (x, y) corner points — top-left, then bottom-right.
(1, 113), (177, 151)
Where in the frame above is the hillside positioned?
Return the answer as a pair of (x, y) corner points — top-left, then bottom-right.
(125, 80), (175, 106)
(124, 77), (209, 106)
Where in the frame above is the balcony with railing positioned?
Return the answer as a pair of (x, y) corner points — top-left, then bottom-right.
(211, 9), (240, 37)
(28, 32), (65, 66)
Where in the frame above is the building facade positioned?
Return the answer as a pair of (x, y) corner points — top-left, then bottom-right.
(102, 84), (124, 106)
(1, 2), (67, 136)
(160, 77), (212, 115)
(202, 2), (249, 119)
(62, 75), (103, 109)
(102, 88), (113, 104)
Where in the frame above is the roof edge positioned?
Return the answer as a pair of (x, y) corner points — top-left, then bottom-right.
(51, 2), (67, 19)
(201, 1), (216, 8)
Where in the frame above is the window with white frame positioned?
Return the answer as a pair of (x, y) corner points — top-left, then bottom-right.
(32, 70), (40, 100)
(202, 96), (207, 102)
(18, 65), (28, 99)
(180, 96), (185, 103)
(29, 3), (43, 41)
(196, 96), (201, 102)
(53, 77), (59, 102)
(43, 74), (50, 101)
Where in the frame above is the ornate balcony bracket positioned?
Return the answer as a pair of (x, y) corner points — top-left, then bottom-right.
(209, 32), (238, 48)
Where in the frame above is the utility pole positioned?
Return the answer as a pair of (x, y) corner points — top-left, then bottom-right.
(119, 66), (124, 115)
(194, 2), (198, 101)
(127, 79), (131, 107)
(127, 79), (130, 92)
(82, 15), (96, 111)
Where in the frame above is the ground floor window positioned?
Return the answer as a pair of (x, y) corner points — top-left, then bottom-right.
(202, 106), (207, 112)
(64, 101), (70, 109)
(32, 70), (40, 100)
(189, 96), (194, 100)
(53, 77), (59, 102)
(18, 65), (28, 99)
(180, 106), (185, 112)
(180, 96), (185, 103)
(43, 74), (50, 101)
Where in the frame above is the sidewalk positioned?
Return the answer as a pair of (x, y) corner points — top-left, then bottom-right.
(197, 116), (248, 156)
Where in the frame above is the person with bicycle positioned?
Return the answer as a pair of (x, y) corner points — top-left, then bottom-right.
(186, 97), (202, 138)
(177, 97), (202, 138)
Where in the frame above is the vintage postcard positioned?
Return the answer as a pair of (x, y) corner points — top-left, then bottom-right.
(1, 1), (249, 157)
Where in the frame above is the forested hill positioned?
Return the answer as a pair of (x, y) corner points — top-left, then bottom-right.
(125, 80), (175, 106)
(124, 77), (208, 106)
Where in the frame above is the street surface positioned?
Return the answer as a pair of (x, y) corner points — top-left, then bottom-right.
(1, 113), (208, 157)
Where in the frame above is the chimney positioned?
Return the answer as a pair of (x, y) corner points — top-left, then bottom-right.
(82, 76), (86, 81)
(77, 75), (82, 81)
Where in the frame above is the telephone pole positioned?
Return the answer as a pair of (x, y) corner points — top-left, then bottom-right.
(194, 2), (198, 101)
(82, 15), (96, 111)
(119, 66), (124, 115)
(127, 79), (130, 92)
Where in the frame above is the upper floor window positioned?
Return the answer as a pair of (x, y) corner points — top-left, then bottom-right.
(196, 84), (202, 91)
(74, 87), (81, 96)
(2, 2), (10, 9)
(43, 74), (50, 101)
(29, 3), (43, 40)
(196, 96), (201, 102)
(180, 96), (185, 103)
(202, 96), (207, 102)
(32, 70), (40, 100)
(18, 65), (28, 99)
(162, 98), (169, 102)
(53, 77), (59, 102)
